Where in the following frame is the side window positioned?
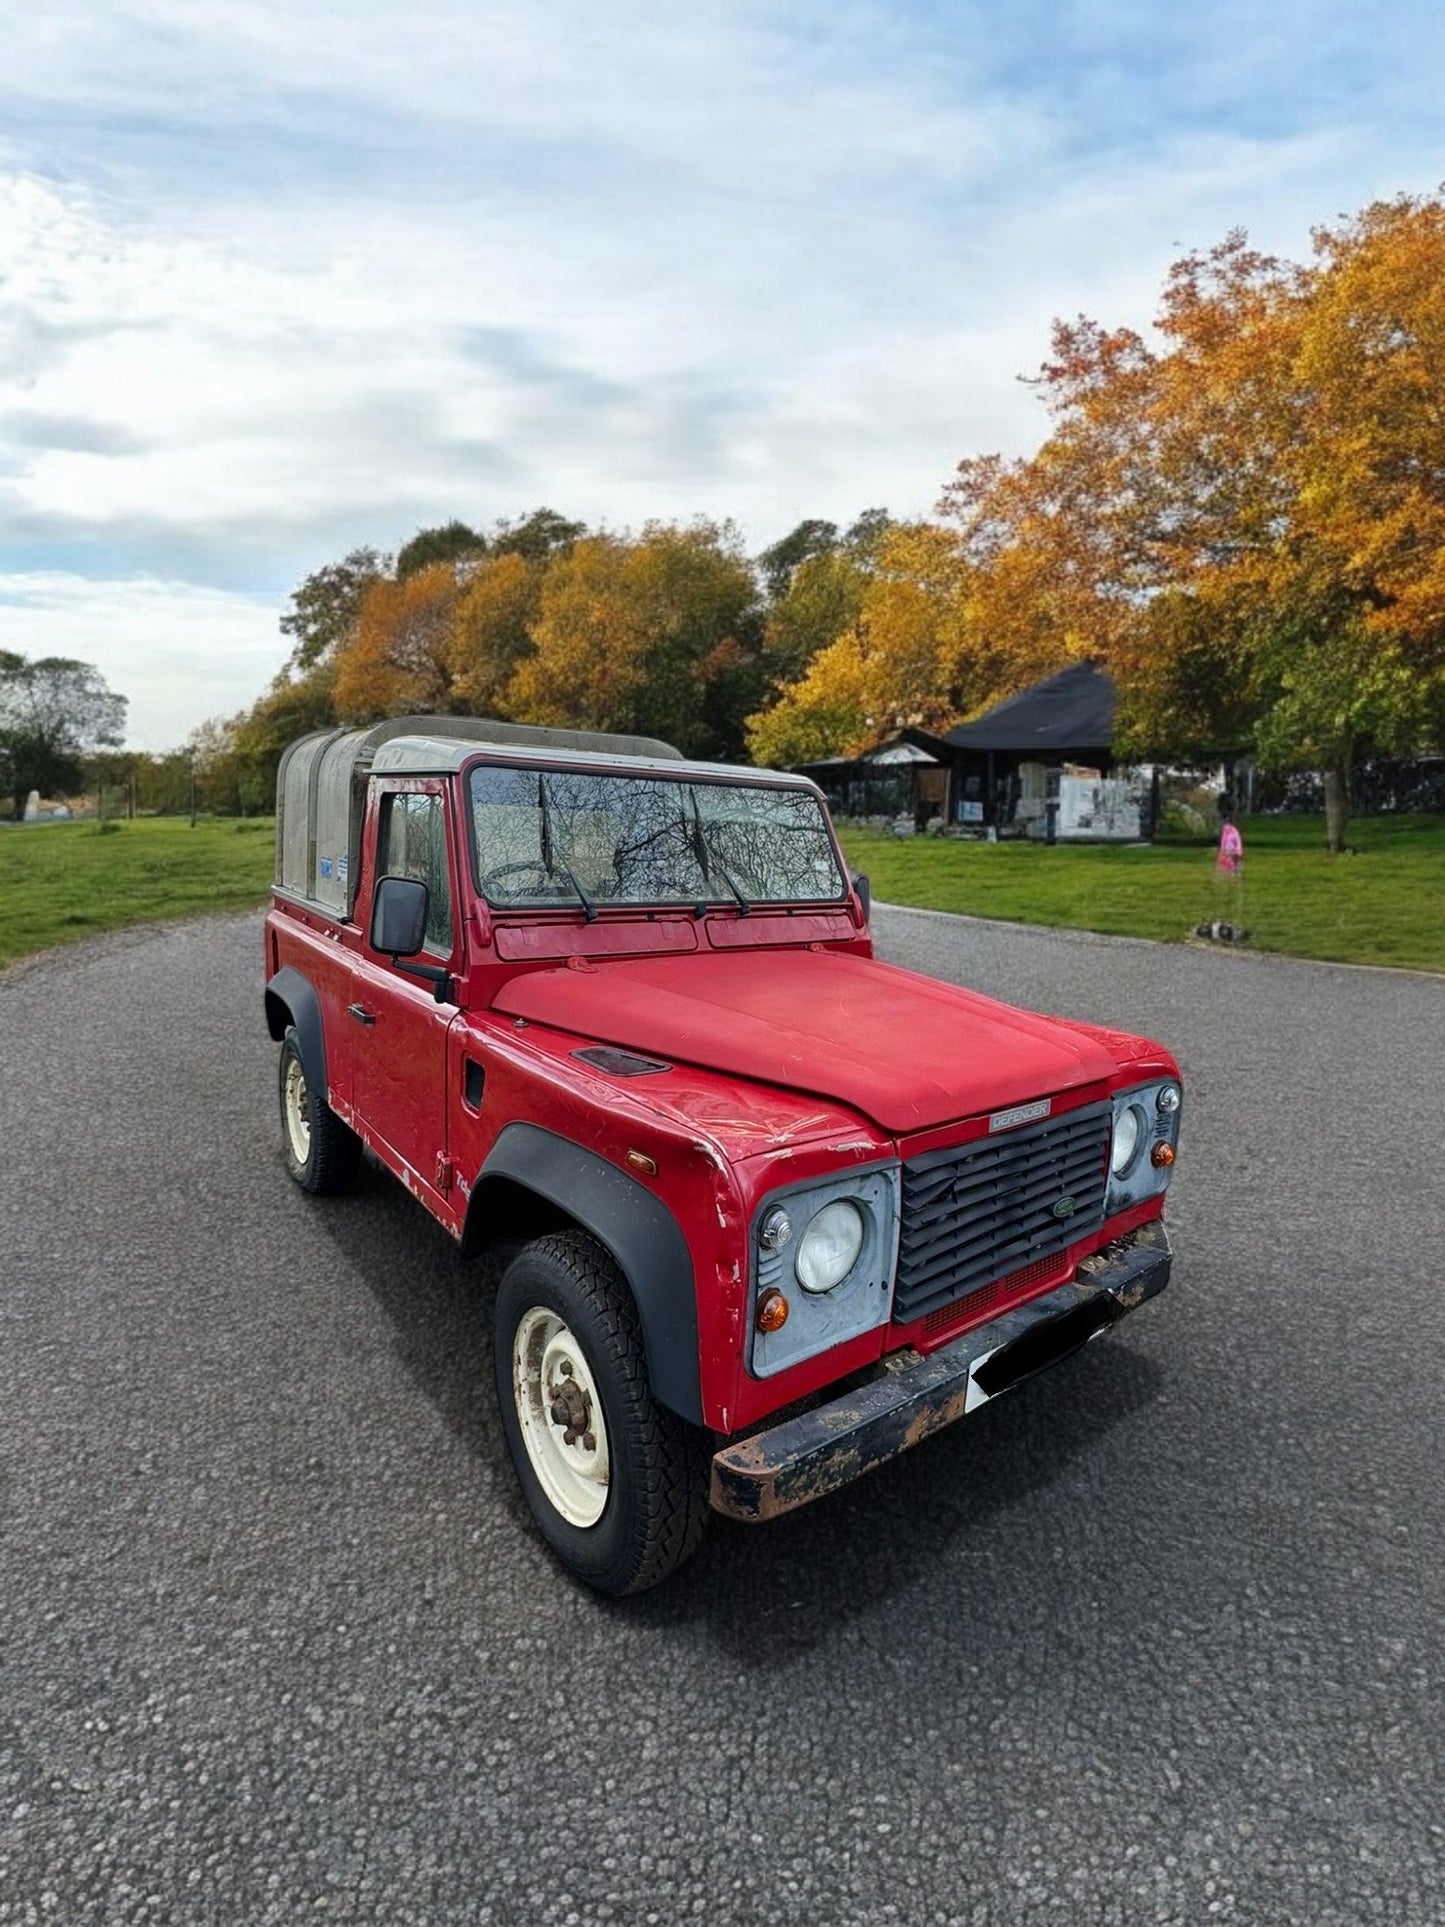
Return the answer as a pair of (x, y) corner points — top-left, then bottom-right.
(379, 792), (454, 955)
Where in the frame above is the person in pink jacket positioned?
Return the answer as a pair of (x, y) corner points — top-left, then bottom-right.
(1217, 811), (1243, 875)
(1203, 809), (1246, 937)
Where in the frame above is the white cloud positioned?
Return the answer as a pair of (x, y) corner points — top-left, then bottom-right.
(0, 573), (285, 750)
(2, 1), (1443, 745)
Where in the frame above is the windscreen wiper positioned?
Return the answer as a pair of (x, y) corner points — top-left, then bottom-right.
(688, 794), (752, 915)
(538, 774), (597, 922)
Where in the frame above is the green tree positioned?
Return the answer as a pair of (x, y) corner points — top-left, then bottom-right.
(492, 507), (588, 563)
(230, 666), (341, 806)
(756, 510), (895, 690)
(396, 520), (488, 579)
(279, 547), (389, 673)
(0, 654), (127, 819)
(762, 547), (870, 686)
(758, 519), (839, 601)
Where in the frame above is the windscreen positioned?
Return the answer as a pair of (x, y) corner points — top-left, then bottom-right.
(468, 765), (846, 910)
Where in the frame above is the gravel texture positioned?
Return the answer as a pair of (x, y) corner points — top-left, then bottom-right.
(2, 907), (1442, 1926)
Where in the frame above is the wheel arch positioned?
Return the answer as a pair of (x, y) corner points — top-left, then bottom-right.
(265, 965), (329, 1099)
(465, 1122), (703, 1426)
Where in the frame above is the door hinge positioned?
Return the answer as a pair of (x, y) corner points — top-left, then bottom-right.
(435, 1153), (455, 1194)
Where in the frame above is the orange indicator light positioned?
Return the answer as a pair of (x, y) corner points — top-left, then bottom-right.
(756, 1289), (790, 1333)
(1151, 1142), (1176, 1168)
(626, 1150), (658, 1176)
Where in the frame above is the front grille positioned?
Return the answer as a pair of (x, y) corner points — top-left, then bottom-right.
(895, 1101), (1110, 1325)
(921, 1253), (1065, 1340)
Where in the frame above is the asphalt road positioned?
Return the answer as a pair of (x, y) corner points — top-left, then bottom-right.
(2, 907), (1442, 1927)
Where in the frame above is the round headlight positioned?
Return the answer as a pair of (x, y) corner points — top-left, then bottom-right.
(794, 1199), (866, 1294)
(1110, 1104), (1147, 1177)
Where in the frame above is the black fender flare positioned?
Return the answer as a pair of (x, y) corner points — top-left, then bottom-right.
(473, 1122), (703, 1426)
(264, 967), (329, 1100)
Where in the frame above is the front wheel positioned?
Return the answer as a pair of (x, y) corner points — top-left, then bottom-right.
(494, 1231), (711, 1595)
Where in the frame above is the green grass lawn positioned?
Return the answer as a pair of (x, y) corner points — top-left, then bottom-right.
(837, 813), (1445, 974)
(0, 816), (276, 970)
(2, 809), (1440, 975)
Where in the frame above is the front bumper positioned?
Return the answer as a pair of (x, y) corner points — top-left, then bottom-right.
(709, 1223), (1171, 1522)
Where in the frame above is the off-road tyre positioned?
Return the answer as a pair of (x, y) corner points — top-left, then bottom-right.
(494, 1230), (711, 1595)
(278, 1028), (361, 1195)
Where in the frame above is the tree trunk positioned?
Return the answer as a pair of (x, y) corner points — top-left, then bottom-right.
(1323, 756), (1350, 856)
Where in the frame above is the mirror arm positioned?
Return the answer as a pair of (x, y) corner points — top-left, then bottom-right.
(389, 954), (454, 1003)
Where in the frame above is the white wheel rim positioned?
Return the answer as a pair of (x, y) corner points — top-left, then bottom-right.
(283, 1055), (311, 1165)
(512, 1307), (611, 1528)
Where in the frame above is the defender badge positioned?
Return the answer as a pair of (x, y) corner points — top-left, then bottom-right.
(989, 1097), (1052, 1134)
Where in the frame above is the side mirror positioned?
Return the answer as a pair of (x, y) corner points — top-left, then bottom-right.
(371, 874), (429, 957)
(851, 871), (871, 923)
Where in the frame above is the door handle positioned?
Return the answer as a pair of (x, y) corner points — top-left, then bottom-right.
(348, 1003), (376, 1026)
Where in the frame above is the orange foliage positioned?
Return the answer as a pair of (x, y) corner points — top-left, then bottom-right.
(940, 196), (1445, 800)
(510, 524), (761, 758)
(507, 536), (652, 734)
(448, 552), (540, 716)
(1294, 198), (1445, 644)
(332, 563), (463, 722)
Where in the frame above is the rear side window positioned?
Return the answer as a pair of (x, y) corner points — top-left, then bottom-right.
(379, 792), (454, 954)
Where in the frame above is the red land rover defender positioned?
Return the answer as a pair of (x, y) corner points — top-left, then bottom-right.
(265, 717), (1181, 1593)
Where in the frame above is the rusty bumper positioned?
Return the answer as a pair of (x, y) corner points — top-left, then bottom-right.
(709, 1224), (1171, 1523)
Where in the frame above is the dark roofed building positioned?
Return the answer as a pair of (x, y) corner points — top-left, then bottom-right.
(938, 661), (1115, 759)
(921, 663), (1150, 839)
(794, 663), (1154, 841)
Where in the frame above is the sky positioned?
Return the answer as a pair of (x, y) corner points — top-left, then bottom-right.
(3, 2), (1444, 749)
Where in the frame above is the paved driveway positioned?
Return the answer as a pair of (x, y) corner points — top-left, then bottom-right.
(2, 909), (1442, 1926)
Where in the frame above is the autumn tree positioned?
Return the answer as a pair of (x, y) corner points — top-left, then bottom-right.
(186, 718), (249, 815)
(449, 550), (542, 716)
(941, 194), (1445, 852)
(331, 563), (464, 721)
(509, 523), (764, 760)
(747, 524), (1004, 767)
(1270, 198), (1445, 833)
(230, 665), (343, 797)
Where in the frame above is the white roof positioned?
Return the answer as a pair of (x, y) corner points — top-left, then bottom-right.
(371, 735), (820, 792)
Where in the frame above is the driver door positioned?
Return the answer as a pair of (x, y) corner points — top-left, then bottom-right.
(349, 782), (462, 1208)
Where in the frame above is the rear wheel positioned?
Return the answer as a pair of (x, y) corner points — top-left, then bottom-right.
(494, 1231), (711, 1595)
(278, 1028), (360, 1195)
